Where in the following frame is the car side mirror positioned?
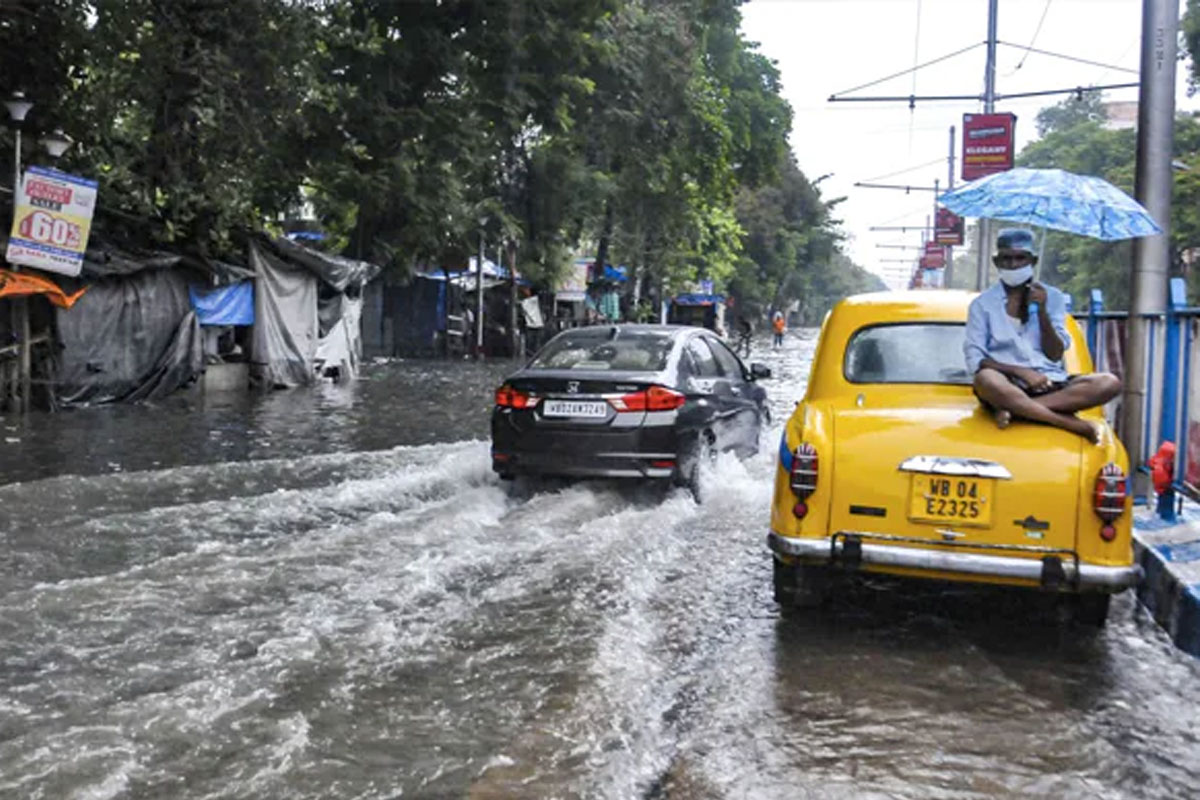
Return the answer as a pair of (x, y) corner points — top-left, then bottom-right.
(749, 363), (771, 380)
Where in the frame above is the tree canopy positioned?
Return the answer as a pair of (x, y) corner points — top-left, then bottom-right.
(1010, 89), (1200, 309)
(1, 0), (865, 319)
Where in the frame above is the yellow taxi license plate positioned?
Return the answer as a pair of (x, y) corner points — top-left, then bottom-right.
(908, 474), (994, 526)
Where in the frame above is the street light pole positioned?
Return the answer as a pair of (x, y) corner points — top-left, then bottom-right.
(1124, 0), (1180, 484)
(5, 91), (33, 413)
(976, 0), (998, 291)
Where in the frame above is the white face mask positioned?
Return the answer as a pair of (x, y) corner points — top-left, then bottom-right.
(998, 265), (1034, 287)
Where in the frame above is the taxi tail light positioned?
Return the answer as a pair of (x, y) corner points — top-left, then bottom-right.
(609, 385), (686, 413)
(1093, 462), (1127, 524)
(790, 443), (818, 499)
(495, 385), (534, 409)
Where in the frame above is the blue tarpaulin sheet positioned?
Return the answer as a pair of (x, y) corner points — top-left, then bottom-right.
(189, 281), (254, 326)
(673, 293), (725, 306)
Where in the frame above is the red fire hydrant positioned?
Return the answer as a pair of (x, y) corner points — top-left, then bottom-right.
(1147, 441), (1176, 496)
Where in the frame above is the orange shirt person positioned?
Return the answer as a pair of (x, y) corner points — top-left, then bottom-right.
(771, 311), (786, 348)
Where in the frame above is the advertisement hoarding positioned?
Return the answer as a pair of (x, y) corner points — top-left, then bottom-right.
(5, 166), (98, 277)
(962, 113), (1016, 181)
(934, 207), (964, 245)
(919, 241), (946, 269)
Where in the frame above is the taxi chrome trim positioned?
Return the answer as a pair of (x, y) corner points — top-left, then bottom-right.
(898, 455), (1013, 480)
(767, 531), (1142, 590)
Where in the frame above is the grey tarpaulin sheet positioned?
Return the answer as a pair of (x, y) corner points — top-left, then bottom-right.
(250, 240), (318, 388)
(53, 268), (204, 405)
(315, 294), (362, 381)
(268, 236), (379, 292)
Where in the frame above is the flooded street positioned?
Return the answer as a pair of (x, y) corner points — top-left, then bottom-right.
(1, 333), (1198, 799)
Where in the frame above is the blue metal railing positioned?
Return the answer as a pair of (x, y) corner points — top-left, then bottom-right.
(1084, 277), (1199, 522)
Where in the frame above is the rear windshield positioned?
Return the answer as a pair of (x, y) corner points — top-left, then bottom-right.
(844, 323), (972, 385)
(529, 329), (674, 372)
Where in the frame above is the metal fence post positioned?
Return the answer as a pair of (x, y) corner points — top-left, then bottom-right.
(1156, 277), (1186, 520)
(1087, 289), (1103, 366)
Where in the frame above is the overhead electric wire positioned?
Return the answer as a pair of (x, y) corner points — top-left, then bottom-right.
(829, 41), (984, 99)
(908, 0), (923, 152)
(996, 41), (1139, 75)
(872, 205), (930, 227)
(859, 157), (944, 184)
(1008, 0), (1053, 74)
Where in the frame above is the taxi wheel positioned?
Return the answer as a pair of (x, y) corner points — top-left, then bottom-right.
(1071, 593), (1110, 628)
(772, 559), (831, 610)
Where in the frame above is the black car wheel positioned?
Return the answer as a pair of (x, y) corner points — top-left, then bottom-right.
(772, 558), (832, 611)
(677, 432), (716, 502)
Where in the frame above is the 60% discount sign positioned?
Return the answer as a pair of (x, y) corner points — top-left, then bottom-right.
(16, 210), (83, 250)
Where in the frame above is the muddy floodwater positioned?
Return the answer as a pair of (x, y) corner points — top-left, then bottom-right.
(1, 334), (1198, 799)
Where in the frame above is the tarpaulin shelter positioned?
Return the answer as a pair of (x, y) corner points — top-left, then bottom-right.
(669, 291), (727, 332)
(249, 236), (379, 388)
(44, 242), (254, 405)
(363, 255), (528, 359)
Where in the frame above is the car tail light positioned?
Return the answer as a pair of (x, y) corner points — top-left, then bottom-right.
(790, 443), (818, 499)
(495, 385), (534, 409)
(1093, 462), (1127, 524)
(609, 385), (686, 412)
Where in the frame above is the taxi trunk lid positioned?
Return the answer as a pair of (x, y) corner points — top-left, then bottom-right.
(828, 404), (1082, 553)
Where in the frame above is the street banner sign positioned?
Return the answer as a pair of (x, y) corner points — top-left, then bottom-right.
(919, 241), (945, 269)
(5, 165), (98, 277)
(962, 113), (1016, 181)
(934, 207), (964, 245)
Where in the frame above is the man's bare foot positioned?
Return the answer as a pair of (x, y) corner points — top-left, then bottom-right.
(1062, 415), (1102, 444)
(993, 409), (1012, 429)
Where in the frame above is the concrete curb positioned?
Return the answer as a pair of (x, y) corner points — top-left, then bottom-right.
(1133, 510), (1200, 658)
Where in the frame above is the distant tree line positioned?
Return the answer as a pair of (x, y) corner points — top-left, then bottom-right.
(0, 0), (878, 318)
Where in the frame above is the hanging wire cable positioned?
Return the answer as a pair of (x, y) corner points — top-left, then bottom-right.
(996, 41), (1139, 75)
(908, 0), (923, 151)
(1096, 36), (1140, 83)
(910, 0), (923, 97)
(860, 157), (944, 184)
(1007, 0), (1053, 74)
(829, 42), (984, 98)
(874, 204), (931, 226)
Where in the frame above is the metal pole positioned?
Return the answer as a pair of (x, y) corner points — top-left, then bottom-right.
(1123, 0), (1178, 489)
(11, 126), (29, 413)
(945, 126), (955, 287)
(932, 179), (941, 287)
(508, 240), (519, 359)
(976, 0), (998, 291)
(475, 229), (485, 359)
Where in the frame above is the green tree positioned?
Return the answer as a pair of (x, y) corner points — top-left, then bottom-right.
(1016, 111), (1200, 308)
(72, 0), (323, 254)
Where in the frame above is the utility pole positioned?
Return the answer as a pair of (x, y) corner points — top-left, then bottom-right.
(475, 228), (485, 359)
(1123, 0), (1179, 481)
(975, 0), (998, 291)
(931, 180), (941, 287)
(945, 125), (956, 287)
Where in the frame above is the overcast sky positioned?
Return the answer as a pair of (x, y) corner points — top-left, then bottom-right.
(740, 0), (1197, 289)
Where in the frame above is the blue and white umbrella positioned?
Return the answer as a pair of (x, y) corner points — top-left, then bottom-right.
(939, 167), (1162, 242)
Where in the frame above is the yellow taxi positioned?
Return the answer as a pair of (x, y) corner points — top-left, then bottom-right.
(768, 291), (1139, 625)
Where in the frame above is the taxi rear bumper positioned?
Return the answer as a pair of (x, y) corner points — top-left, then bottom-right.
(767, 530), (1142, 591)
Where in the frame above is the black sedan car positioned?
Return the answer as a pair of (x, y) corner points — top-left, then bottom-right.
(491, 324), (770, 493)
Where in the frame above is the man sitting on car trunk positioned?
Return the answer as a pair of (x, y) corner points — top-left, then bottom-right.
(964, 228), (1121, 443)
